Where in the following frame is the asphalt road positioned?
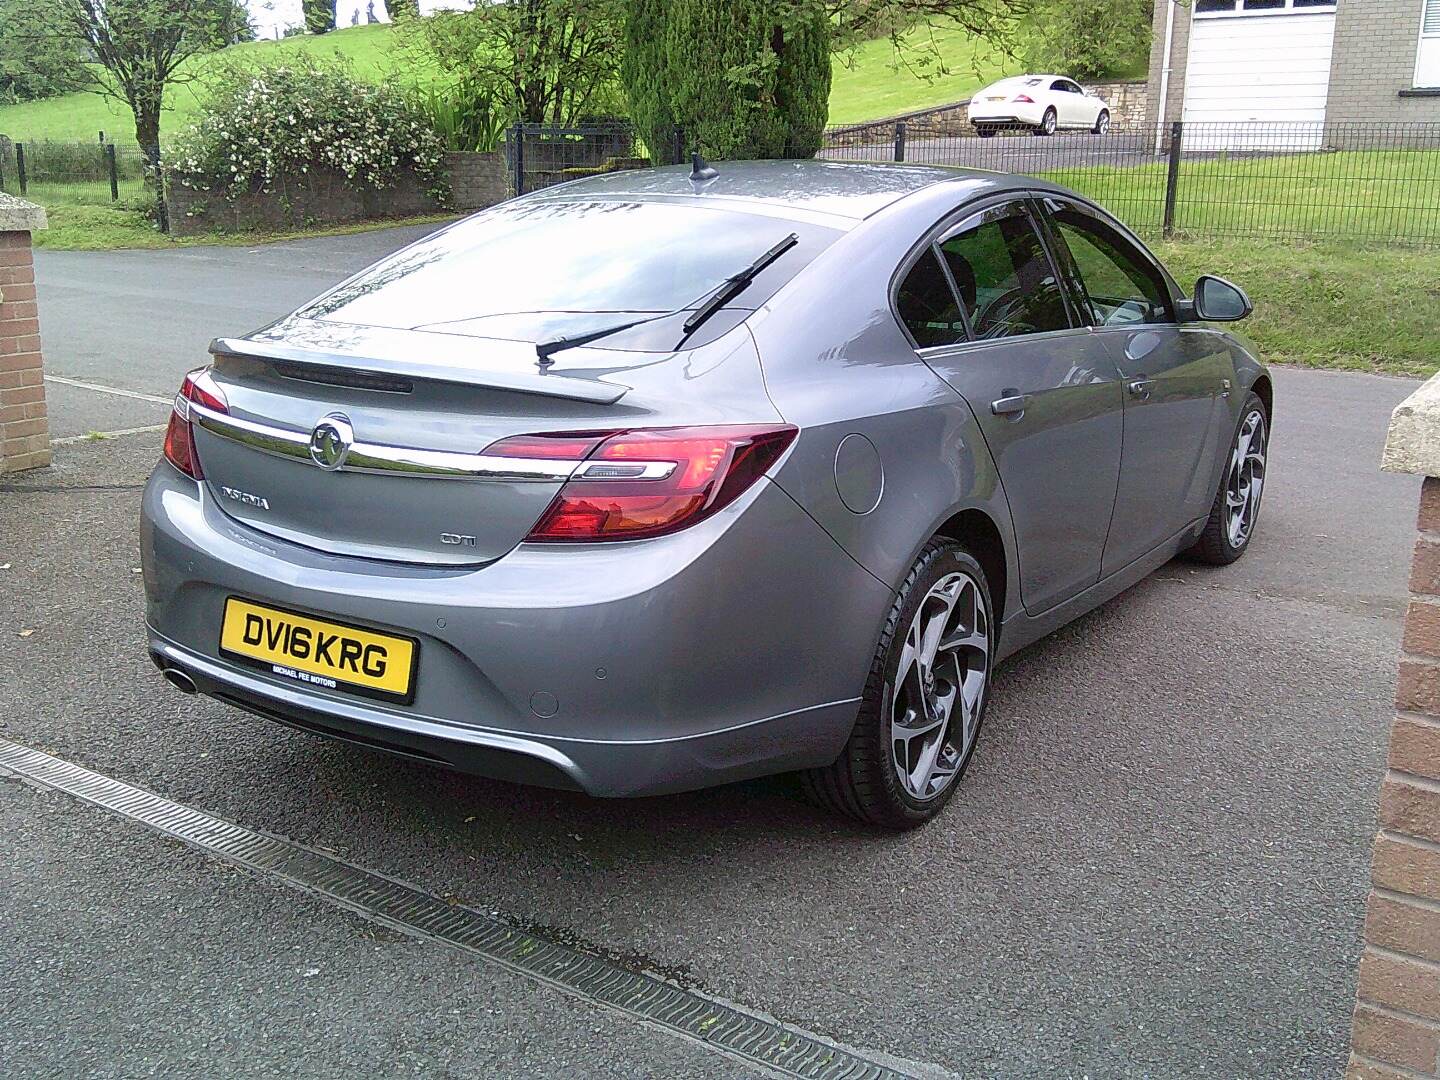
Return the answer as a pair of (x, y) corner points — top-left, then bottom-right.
(34, 223), (445, 437)
(4, 230), (1423, 1077)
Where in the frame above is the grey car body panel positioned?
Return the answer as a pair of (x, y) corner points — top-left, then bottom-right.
(139, 159), (1271, 794)
(143, 466), (892, 795)
(198, 321), (783, 565)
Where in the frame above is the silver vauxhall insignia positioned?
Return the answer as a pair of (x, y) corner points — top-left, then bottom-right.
(140, 160), (1270, 828)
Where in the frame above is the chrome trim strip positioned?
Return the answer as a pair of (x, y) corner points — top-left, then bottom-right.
(188, 402), (578, 482)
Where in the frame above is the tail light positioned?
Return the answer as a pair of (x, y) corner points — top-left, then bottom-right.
(1013, 94), (1035, 103)
(486, 425), (798, 542)
(163, 367), (228, 479)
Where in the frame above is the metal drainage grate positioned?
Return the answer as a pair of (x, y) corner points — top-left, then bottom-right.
(0, 737), (921, 1080)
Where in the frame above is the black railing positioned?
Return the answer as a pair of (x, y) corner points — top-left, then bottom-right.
(506, 122), (655, 198)
(815, 118), (1440, 245)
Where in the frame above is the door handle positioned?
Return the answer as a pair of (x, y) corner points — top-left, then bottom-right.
(1126, 378), (1156, 398)
(991, 392), (1031, 417)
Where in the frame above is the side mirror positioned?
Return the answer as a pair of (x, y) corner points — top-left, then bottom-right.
(1183, 274), (1252, 322)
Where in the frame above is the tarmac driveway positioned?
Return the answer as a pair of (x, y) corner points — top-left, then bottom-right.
(0, 229), (1423, 1077)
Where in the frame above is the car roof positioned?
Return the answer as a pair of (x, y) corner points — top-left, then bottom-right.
(527, 159), (1027, 227)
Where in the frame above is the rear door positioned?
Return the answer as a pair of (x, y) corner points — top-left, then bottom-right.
(905, 198), (1125, 615)
(1036, 196), (1229, 573)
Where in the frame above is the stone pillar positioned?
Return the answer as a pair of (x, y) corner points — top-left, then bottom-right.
(1350, 375), (1440, 1076)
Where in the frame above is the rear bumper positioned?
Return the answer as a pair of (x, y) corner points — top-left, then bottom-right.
(967, 105), (1043, 126)
(140, 463), (889, 797)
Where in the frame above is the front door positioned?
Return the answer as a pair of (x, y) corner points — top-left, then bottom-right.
(1037, 197), (1228, 574)
(905, 199), (1125, 615)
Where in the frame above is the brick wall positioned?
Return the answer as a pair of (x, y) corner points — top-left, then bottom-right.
(1328, 0), (1440, 124)
(0, 229), (47, 474)
(1353, 387), (1440, 1077)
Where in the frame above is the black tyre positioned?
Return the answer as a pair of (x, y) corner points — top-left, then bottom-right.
(1092, 109), (1110, 135)
(1187, 391), (1268, 565)
(801, 539), (994, 829)
(976, 125), (997, 139)
(1033, 108), (1057, 136)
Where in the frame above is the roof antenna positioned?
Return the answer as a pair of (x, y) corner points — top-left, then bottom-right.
(690, 151), (718, 183)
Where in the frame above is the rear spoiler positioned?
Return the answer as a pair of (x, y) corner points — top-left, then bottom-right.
(209, 335), (631, 406)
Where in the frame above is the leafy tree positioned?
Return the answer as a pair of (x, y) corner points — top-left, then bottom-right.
(303, 0), (334, 35)
(403, 0), (623, 127)
(387, 0), (419, 21)
(625, 0), (1029, 161)
(0, 0), (89, 102)
(1021, 0), (1151, 80)
(621, 0), (677, 163)
(32, 0), (235, 171)
(626, 1), (831, 160)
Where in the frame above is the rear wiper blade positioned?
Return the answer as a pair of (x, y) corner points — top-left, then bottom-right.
(675, 232), (799, 346)
(534, 232), (799, 367)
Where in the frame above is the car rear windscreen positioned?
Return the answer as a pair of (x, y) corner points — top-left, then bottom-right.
(302, 199), (840, 351)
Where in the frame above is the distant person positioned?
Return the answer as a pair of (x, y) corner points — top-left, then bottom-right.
(351, 7), (359, 24)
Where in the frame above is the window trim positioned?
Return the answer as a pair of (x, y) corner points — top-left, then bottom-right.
(1416, 0), (1440, 89)
(887, 192), (1084, 355)
(1031, 196), (1178, 330)
(1194, 0), (1335, 17)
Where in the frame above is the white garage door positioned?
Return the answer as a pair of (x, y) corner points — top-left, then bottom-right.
(1182, 5), (1337, 150)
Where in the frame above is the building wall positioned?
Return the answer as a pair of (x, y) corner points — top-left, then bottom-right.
(1149, 0), (1440, 129)
(1145, 0), (1193, 131)
(1328, 0), (1440, 123)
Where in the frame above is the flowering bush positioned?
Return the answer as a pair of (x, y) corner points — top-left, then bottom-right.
(170, 58), (446, 196)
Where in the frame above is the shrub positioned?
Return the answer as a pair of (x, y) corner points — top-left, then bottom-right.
(1022, 0), (1151, 81)
(407, 83), (506, 153)
(624, 0), (832, 161)
(169, 57), (446, 196)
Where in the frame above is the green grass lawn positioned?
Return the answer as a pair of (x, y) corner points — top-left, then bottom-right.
(1158, 238), (1440, 378)
(0, 24), (403, 144)
(1042, 150), (1440, 247)
(0, 22), (1100, 144)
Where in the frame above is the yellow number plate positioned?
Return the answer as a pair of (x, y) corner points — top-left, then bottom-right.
(219, 597), (417, 703)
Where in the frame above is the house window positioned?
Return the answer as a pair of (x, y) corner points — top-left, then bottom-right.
(1194, 0), (1335, 13)
(1420, 0), (1440, 88)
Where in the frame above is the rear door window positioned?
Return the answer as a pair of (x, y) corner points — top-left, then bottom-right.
(936, 205), (1072, 339)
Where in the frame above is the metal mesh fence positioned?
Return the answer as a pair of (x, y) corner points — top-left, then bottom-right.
(0, 140), (151, 206)
(506, 123), (656, 199)
(816, 119), (1440, 246)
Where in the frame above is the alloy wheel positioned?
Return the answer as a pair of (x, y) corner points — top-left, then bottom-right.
(1097, 112), (1110, 134)
(1226, 409), (1266, 548)
(887, 571), (990, 801)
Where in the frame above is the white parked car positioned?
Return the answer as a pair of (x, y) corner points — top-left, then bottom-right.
(967, 75), (1111, 137)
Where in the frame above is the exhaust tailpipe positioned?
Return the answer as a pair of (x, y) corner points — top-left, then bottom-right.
(162, 667), (198, 695)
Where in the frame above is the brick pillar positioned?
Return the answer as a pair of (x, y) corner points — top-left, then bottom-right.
(0, 196), (49, 474)
(1351, 380), (1440, 1076)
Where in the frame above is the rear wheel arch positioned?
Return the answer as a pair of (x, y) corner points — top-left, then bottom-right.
(933, 508), (1008, 631)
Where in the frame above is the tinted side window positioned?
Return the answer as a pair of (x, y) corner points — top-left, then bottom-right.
(1048, 209), (1172, 326)
(895, 248), (965, 348)
(937, 210), (1071, 339)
